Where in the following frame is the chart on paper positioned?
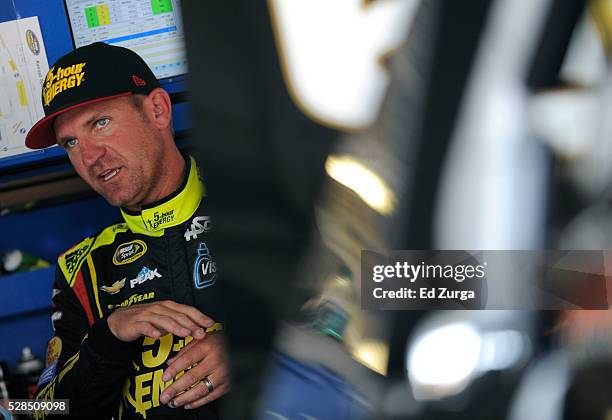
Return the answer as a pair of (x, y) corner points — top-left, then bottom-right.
(65, 0), (187, 79)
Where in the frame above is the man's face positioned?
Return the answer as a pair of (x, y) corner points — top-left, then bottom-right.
(54, 95), (165, 209)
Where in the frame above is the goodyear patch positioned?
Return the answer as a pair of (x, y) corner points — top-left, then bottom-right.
(107, 292), (154, 309)
(59, 237), (93, 282)
(45, 336), (62, 366)
(43, 63), (86, 107)
(113, 240), (147, 265)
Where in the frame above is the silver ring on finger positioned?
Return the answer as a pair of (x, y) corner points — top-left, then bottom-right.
(202, 376), (214, 393)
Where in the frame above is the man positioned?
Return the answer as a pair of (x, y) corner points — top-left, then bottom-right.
(25, 42), (229, 419)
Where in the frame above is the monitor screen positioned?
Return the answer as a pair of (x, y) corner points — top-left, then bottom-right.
(64, 0), (187, 80)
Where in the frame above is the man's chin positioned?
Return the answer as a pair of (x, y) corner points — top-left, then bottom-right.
(103, 196), (125, 208)
(94, 180), (144, 209)
(99, 190), (137, 209)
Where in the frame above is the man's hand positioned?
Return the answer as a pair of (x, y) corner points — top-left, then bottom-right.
(159, 332), (230, 409)
(107, 300), (213, 342)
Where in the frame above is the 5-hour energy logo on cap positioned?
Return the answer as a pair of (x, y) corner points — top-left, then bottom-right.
(43, 62), (86, 106)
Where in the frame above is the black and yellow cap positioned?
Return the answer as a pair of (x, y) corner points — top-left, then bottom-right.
(25, 42), (161, 149)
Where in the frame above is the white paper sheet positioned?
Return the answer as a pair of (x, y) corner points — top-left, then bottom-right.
(0, 16), (50, 159)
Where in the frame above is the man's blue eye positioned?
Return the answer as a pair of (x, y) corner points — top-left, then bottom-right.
(96, 118), (110, 128)
(66, 138), (78, 148)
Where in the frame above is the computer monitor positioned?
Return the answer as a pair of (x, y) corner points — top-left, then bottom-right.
(64, 0), (187, 80)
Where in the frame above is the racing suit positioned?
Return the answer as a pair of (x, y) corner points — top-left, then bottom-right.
(34, 156), (224, 419)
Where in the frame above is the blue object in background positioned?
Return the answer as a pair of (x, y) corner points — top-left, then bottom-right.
(0, 196), (119, 367)
(258, 352), (374, 420)
(13, 0), (75, 63)
(0, 268), (55, 367)
(0, 196), (119, 263)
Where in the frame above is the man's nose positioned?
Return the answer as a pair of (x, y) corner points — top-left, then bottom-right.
(79, 138), (105, 167)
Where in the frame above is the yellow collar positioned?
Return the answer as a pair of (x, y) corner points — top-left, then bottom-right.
(120, 156), (204, 236)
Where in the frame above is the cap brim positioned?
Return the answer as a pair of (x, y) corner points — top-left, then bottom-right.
(25, 92), (133, 150)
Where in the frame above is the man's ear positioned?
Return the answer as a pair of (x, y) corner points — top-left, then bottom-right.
(147, 88), (172, 130)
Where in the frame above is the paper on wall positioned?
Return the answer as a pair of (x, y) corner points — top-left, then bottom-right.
(0, 16), (50, 159)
